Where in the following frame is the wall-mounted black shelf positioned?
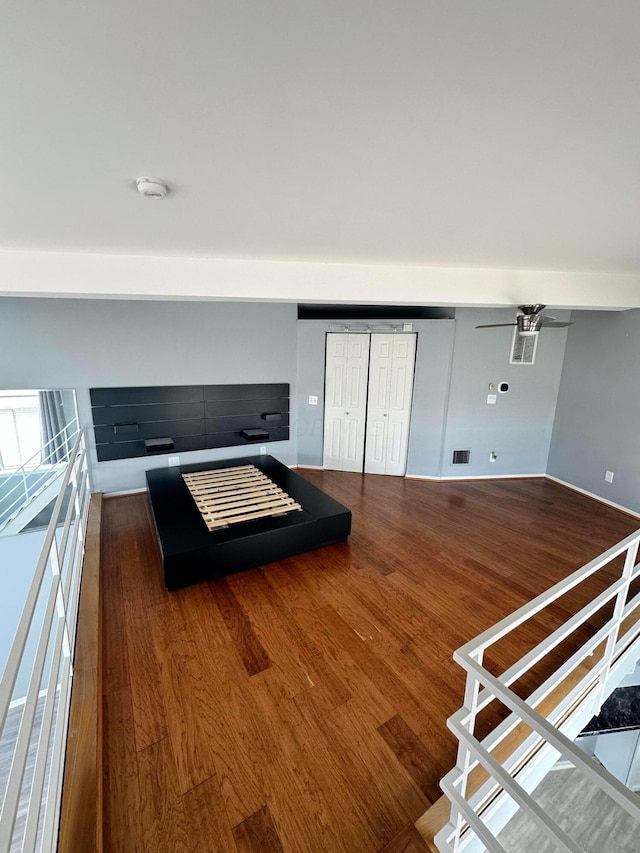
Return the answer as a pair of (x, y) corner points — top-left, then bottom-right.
(90, 383), (290, 462)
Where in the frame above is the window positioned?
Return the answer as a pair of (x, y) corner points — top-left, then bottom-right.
(0, 391), (41, 469)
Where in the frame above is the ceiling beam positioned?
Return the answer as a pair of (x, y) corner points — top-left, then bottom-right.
(0, 250), (638, 310)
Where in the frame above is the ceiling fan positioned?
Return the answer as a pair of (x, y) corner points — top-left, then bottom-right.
(476, 304), (573, 337)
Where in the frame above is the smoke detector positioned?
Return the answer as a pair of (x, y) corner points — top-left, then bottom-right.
(136, 177), (168, 199)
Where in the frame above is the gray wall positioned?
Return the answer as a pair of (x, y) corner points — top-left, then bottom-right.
(296, 320), (456, 477)
(3, 297), (605, 497)
(441, 308), (570, 477)
(548, 309), (640, 514)
(0, 298), (298, 492)
(296, 311), (569, 479)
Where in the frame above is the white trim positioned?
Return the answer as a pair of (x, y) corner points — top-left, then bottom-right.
(102, 487), (147, 497)
(545, 475), (640, 520)
(404, 473), (640, 520)
(405, 473), (546, 482)
(290, 464), (324, 471)
(100, 475), (639, 522)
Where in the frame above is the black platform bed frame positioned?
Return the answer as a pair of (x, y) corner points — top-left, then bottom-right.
(146, 455), (352, 590)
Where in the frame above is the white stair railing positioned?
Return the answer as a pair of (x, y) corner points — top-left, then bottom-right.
(0, 429), (90, 852)
(0, 419), (79, 533)
(437, 527), (640, 853)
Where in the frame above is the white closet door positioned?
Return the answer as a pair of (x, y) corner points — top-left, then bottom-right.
(364, 334), (393, 475)
(323, 333), (370, 472)
(365, 333), (416, 476)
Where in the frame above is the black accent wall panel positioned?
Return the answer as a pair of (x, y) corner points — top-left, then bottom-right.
(204, 383), (289, 401)
(93, 418), (206, 446)
(90, 384), (290, 462)
(91, 402), (205, 426)
(204, 413), (289, 434)
(90, 385), (204, 406)
(204, 398), (290, 419)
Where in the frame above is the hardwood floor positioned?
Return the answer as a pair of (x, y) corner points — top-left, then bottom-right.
(101, 472), (638, 852)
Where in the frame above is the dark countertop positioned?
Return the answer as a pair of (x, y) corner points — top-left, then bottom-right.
(579, 685), (640, 736)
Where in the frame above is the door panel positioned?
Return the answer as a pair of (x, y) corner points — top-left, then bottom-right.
(365, 333), (416, 476)
(324, 332), (415, 475)
(323, 334), (349, 470)
(329, 365), (345, 408)
(369, 418), (387, 464)
(364, 334), (393, 475)
(323, 333), (370, 472)
(389, 421), (403, 464)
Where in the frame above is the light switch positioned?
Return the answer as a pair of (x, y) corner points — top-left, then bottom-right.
(309, 395), (318, 405)
(487, 394), (497, 405)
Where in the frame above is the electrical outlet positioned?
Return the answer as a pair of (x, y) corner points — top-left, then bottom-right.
(260, 445), (267, 455)
(487, 394), (497, 405)
(309, 395), (318, 405)
(490, 451), (497, 462)
(167, 455), (180, 467)
(605, 470), (614, 483)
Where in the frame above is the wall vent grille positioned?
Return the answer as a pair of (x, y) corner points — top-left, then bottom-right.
(510, 327), (538, 365)
(452, 450), (471, 465)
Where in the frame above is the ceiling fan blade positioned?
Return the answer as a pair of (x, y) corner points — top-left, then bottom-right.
(541, 321), (573, 328)
(475, 323), (517, 329)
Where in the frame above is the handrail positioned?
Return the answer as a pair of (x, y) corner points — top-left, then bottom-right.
(1, 417), (78, 478)
(0, 418), (79, 530)
(436, 528), (640, 853)
(0, 429), (91, 851)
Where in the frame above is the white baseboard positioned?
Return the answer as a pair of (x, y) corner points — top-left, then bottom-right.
(99, 472), (640, 521)
(102, 487), (147, 497)
(545, 475), (640, 520)
(405, 473), (546, 482)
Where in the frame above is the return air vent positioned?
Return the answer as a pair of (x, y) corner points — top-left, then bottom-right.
(510, 327), (538, 365)
(452, 450), (471, 465)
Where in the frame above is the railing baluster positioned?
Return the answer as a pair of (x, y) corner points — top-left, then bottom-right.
(0, 429), (90, 851)
(0, 416), (79, 531)
(595, 538), (639, 710)
(449, 648), (484, 850)
(0, 564), (61, 850)
(21, 614), (67, 851)
(438, 528), (640, 852)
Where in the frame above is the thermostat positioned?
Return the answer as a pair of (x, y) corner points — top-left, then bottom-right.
(498, 381), (509, 394)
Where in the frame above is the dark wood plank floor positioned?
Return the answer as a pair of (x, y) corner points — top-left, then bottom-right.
(101, 472), (638, 852)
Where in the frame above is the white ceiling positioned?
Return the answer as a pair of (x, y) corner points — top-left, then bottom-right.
(3, 0), (639, 279)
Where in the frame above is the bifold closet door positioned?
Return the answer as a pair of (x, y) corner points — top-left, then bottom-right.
(365, 333), (417, 476)
(323, 333), (370, 472)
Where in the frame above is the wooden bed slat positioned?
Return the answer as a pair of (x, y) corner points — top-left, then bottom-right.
(183, 468), (263, 483)
(183, 465), (302, 531)
(182, 464), (256, 475)
(183, 473), (268, 489)
(185, 478), (272, 493)
(189, 487), (281, 506)
(199, 497), (301, 519)
(205, 503), (302, 529)
(194, 493), (295, 513)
